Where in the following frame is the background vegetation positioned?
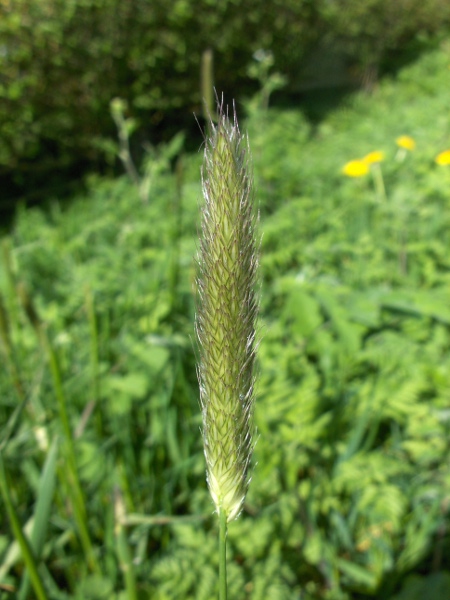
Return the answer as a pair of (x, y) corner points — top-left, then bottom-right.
(1, 3), (450, 598)
(1, 0), (450, 206)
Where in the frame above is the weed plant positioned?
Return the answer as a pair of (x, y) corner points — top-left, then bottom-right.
(1, 43), (450, 599)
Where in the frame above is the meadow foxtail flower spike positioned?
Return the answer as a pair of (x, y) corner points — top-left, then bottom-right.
(196, 99), (259, 523)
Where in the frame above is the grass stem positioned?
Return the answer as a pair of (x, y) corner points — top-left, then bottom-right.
(219, 506), (228, 600)
(0, 454), (49, 600)
(18, 285), (100, 573)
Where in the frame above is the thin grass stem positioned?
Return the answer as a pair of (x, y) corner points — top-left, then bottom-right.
(85, 287), (103, 435)
(201, 48), (215, 123)
(0, 291), (25, 402)
(114, 486), (138, 600)
(1, 238), (20, 332)
(18, 438), (59, 600)
(219, 506), (228, 600)
(371, 162), (386, 202)
(18, 285), (100, 573)
(0, 454), (49, 600)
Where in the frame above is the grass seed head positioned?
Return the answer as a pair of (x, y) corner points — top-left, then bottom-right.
(195, 100), (259, 522)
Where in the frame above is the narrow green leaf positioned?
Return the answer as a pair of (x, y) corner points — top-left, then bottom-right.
(0, 454), (49, 600)
(18, 438), (59, 600)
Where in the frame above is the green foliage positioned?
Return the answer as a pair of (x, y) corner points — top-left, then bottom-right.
(2, 0), (449, 202)
(2, 43), (450, 598)
(321, 0), (450, 81)
(0, 0), (321, 196)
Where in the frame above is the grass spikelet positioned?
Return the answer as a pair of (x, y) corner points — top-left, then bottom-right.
(195, 100), (259, 524)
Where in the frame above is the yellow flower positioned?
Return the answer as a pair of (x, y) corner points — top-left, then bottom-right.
(435, 150), (450, 166)
(362, 151), (385, 164)
(396, 135), (416, 151)
(342, 159), (369, 177)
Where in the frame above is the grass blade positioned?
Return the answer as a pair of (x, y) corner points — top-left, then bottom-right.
(18, 438), (59, 600)
(0, 453), (49, 600)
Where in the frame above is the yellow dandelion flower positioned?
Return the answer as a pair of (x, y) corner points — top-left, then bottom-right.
(363, 151), (385, 164)
(396, 135), (416, 151)
(342, 159), (369, 177)
(435, 150), (450, 166)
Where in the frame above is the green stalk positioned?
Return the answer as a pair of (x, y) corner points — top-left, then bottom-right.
(0, 454), (49, 600)
(219, 506), (228, 600)
(18, 438), (59, 600)
(168, 155), (184, 312)
(85, 287), (103, 435)
(110, 98), (142, 197)
(18, 285), (100, 573)
(46, 334), (99, 573)
(114, 486), (137, 600)
(201, 48), (215, 123)
(1, 238), (20, 331)
(195, 100), (259, 597)
(86, 287), (100, 404)
(371, 162), (386, 202)
(0, 290), (25, 403)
